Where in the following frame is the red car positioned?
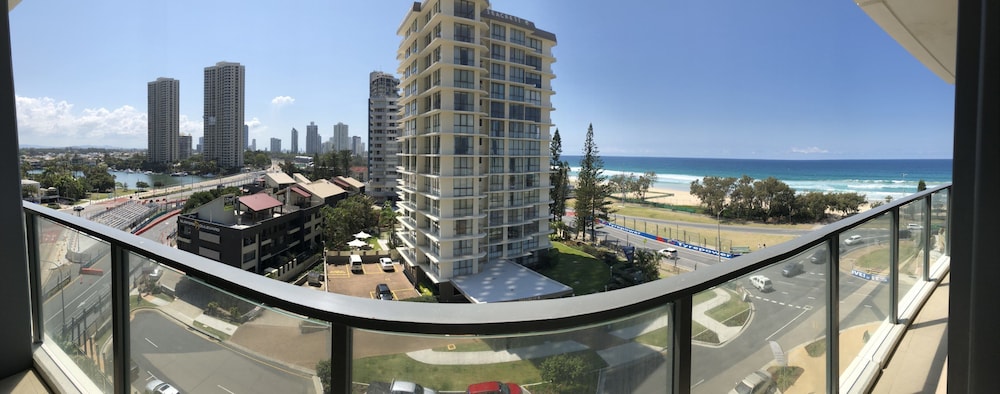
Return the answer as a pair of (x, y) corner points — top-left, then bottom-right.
(466, 381), (524, 394)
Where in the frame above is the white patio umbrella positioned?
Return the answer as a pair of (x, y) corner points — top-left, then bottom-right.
(353, 231), (372, 239)
(347, 239), (368, 248)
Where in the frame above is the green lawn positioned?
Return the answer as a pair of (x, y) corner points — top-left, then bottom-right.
(536, 242), (612, 295)
(855, 243), (917, 272)
(705, 291), (751, 327)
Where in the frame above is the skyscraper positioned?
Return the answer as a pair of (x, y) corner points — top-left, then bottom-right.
(352, 135), (363, 156)
(305, 121), (320, 155)
(395, 1), (556, 298)
(270, 138), (281, 153)
(147, 77), (179, 164)
(203, 61), (245, 169)
(178, 134), (192, 160)
(333, 122), (349, 152)
(367, 71), (400, 204)
(243, 125), (249, 150)
(290, 128), (298, 154)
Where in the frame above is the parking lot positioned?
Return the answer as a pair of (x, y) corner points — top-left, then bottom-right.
(306, 259), (421, 301)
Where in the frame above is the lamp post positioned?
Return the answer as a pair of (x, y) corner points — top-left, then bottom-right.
(717, 207), (726, 263)
(48, 262), (67, 337)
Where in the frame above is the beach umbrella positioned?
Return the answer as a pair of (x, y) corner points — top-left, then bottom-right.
(353, 231), (372, 239)
(348, 239), (368, 248)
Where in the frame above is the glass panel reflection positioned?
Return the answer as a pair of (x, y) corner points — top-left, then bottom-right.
(353, 304), (671, 394)
(38, 216), (113, 392)
(898, 199), (926, 314)
(930, 189), (949, 269)
(128, 253), (328, 393)
(692, 244), (828, 394)
(839, 213), (891, 375)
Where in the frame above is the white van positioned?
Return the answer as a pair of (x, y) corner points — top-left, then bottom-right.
(350, 254), (363, 272)
(750, 275), (772, 291)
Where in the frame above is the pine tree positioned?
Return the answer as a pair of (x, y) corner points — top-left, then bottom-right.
(573, 124), (611, 242)
(549, 129), (570, 222)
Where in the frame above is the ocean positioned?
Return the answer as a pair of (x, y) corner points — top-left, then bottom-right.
(562, 156), (952, 201)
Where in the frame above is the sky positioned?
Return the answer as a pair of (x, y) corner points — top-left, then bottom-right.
(8, 0), (955, 159)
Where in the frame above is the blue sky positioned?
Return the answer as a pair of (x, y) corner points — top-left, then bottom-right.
(8, 0), (954, 159)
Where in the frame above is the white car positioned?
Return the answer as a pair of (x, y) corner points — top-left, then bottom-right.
(144, 379), (180, 394)
(749, 275), (772, 292)
(390, 380), (436, 394)
(379, 257), (395, 271)
(658, 248), (678, 259)
(844, 235), (863, 245)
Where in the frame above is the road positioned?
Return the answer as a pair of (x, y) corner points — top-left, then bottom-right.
(130, 311), (314, 393)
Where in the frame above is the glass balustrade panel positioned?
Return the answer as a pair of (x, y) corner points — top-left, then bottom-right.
(839, 213), (891, 375)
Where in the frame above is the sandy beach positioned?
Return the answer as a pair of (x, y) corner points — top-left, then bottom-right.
(641, 185), (701, 206)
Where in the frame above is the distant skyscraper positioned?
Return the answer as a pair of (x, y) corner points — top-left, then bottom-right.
(270, 138), (281, 153)
(250, 139), (256, 151)
(178, 134), (192, 160)
(367, 71), (400, 204)
(147, 77), (179, 164)
(203, 61), (245, 169)
(352, 135), (363, 156)
(290, 128), (299, 154)
(396, 1), (556, 295)
(243, 125), (249, 150)
(197, 136), (203, 153)
(333, 122), (349, 152)
(305, 121), (321, 155)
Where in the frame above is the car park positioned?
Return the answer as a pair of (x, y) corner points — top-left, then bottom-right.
(389, 380), (436, 394)
(749, 275), (772, 291)
(144, 379), (180, 394)
(782, 261), (805, 277)
(379, 257), (395, 271)
(375, 283), (394, 300)
(844, 235), (863, 245)
(466, 381), (523, 394)
(728, 370), (774, 394)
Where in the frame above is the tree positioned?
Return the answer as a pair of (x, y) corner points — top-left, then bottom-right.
(549, 129), (570, 222)
(917, 179), (927, 191)
(379, 201), (397, 238)
(690, 176), (736, 216)
(636, 171), (657, 201)
(729, 175), (756, 220)
(573, 124), (612, 242)
(633, 249), (660, 282)
(608, 173), (633, 203)
(322, 195), (379, 250)
(316, 360), (331, 394)
(540, 354), (592, 393)
(754, 177), (796, 222)
(135, 181), (150, 189)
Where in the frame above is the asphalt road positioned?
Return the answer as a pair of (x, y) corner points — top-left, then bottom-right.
(130, 311), (314, 393)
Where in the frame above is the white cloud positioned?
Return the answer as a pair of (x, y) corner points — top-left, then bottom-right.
(16, 95), (146, 140)
(791, 146), (828, 154)
(179, 114), (202, 136)
(245, 117), (263, 129)
(271, 96), (295, 106)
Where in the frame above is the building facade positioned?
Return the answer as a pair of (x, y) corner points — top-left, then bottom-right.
(270, 137), (281, 153)
(147, 77), (179, 164)
(305, 121), (321, 155)
(333, 122), (349, 152)
(203, 61), (246, 169)
(290, 128), (299, 154)
(243, 125), (249, 150)
(178, 134), (192, 160)
(351, 136), (363, 156)
(395, 0), (556, 298)
(367, 71), (401, 204)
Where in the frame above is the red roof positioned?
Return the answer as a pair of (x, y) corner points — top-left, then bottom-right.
(290, 186), (311, 198)
(239, 193), (282, 212)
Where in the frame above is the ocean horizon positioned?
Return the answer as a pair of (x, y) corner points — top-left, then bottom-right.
(562, 156), (952, 201)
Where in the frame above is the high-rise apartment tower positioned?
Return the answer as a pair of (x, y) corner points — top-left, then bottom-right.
(395, 0), (556, 298)
(203, 61), (246, 169)
(290, 128), (299, 154)
(367, 71), (401, 204)
(333, 122), (349, 152)
(147, 77), (179, 164)
(305, 121), (320, 155)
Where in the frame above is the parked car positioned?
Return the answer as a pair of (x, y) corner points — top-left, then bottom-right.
(728, 370), (774, 394)
(658, 248), (679, 259)
(350, 254), (363, 272)
(782, 260), (805, 277)
(144, 379), (180, 394)
(390, 380), (436, 394)
(809, 248), (827, 264)
(749, 275), (772, 292)
(375, 283), (394, 301)
(844, 234), (863, 245)
(908, 223), (924, 230)
(379, 257), (395, 271)
(466, 381), (524, 394)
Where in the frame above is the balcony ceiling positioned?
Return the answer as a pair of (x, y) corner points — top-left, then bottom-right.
(856, 0), (957, 83)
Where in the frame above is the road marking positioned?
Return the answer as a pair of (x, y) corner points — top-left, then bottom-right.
(807, 296), (816, 300)
(766, 307), (812, 341)
(692, 379), (705, 388)
(751, 295), (814, 310)
(144, 337), (158, 348)
(218, 385), (235, 394)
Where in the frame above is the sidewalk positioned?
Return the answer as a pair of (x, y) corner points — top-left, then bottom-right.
(692, 288), (744, 344)
(406, 340), (587, 365)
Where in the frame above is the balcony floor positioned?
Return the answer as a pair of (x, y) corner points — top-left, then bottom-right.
(0, 369), (51, 394)
(872, 273), (949, 393)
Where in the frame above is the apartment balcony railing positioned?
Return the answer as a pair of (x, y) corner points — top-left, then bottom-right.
(23, 185), (950, 394)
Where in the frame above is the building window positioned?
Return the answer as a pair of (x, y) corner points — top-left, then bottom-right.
(453, 258), (473, 276)
(510, 29), (526, 45)
(491, 63), (505, 80)
(527, 90), (541, 105)
(528, 37), (542, 53)
(454, 22), (474, 43)
(454, 199), (473, 216)
(526, 72), (541, 88)
(509, 104), (524, 120)
(454, 92), (473, 111)
(525, 107), (541, 122)
(454, 46), (474, 66)
(491, 44), (505, 60)
(490, 82), (505, 99)
(490, 120), (504, 137)
(454, 69), (474, 89)
(455, 178), (474, 196)
(491, 24), (506, 40)
(490, 102), (505, 118)
(454, 114), (474, 133)
(490, 139), (504, 155)
(454, 0), (475, 19)
(510, 67), (525, 83)
(509, 85), (524, 102)
(526, 55), (542, 71)
(454, 136), (473, 155)
(509, 48), (525, 64)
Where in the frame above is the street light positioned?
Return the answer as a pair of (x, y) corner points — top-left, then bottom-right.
(717, 207), (726, 263)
